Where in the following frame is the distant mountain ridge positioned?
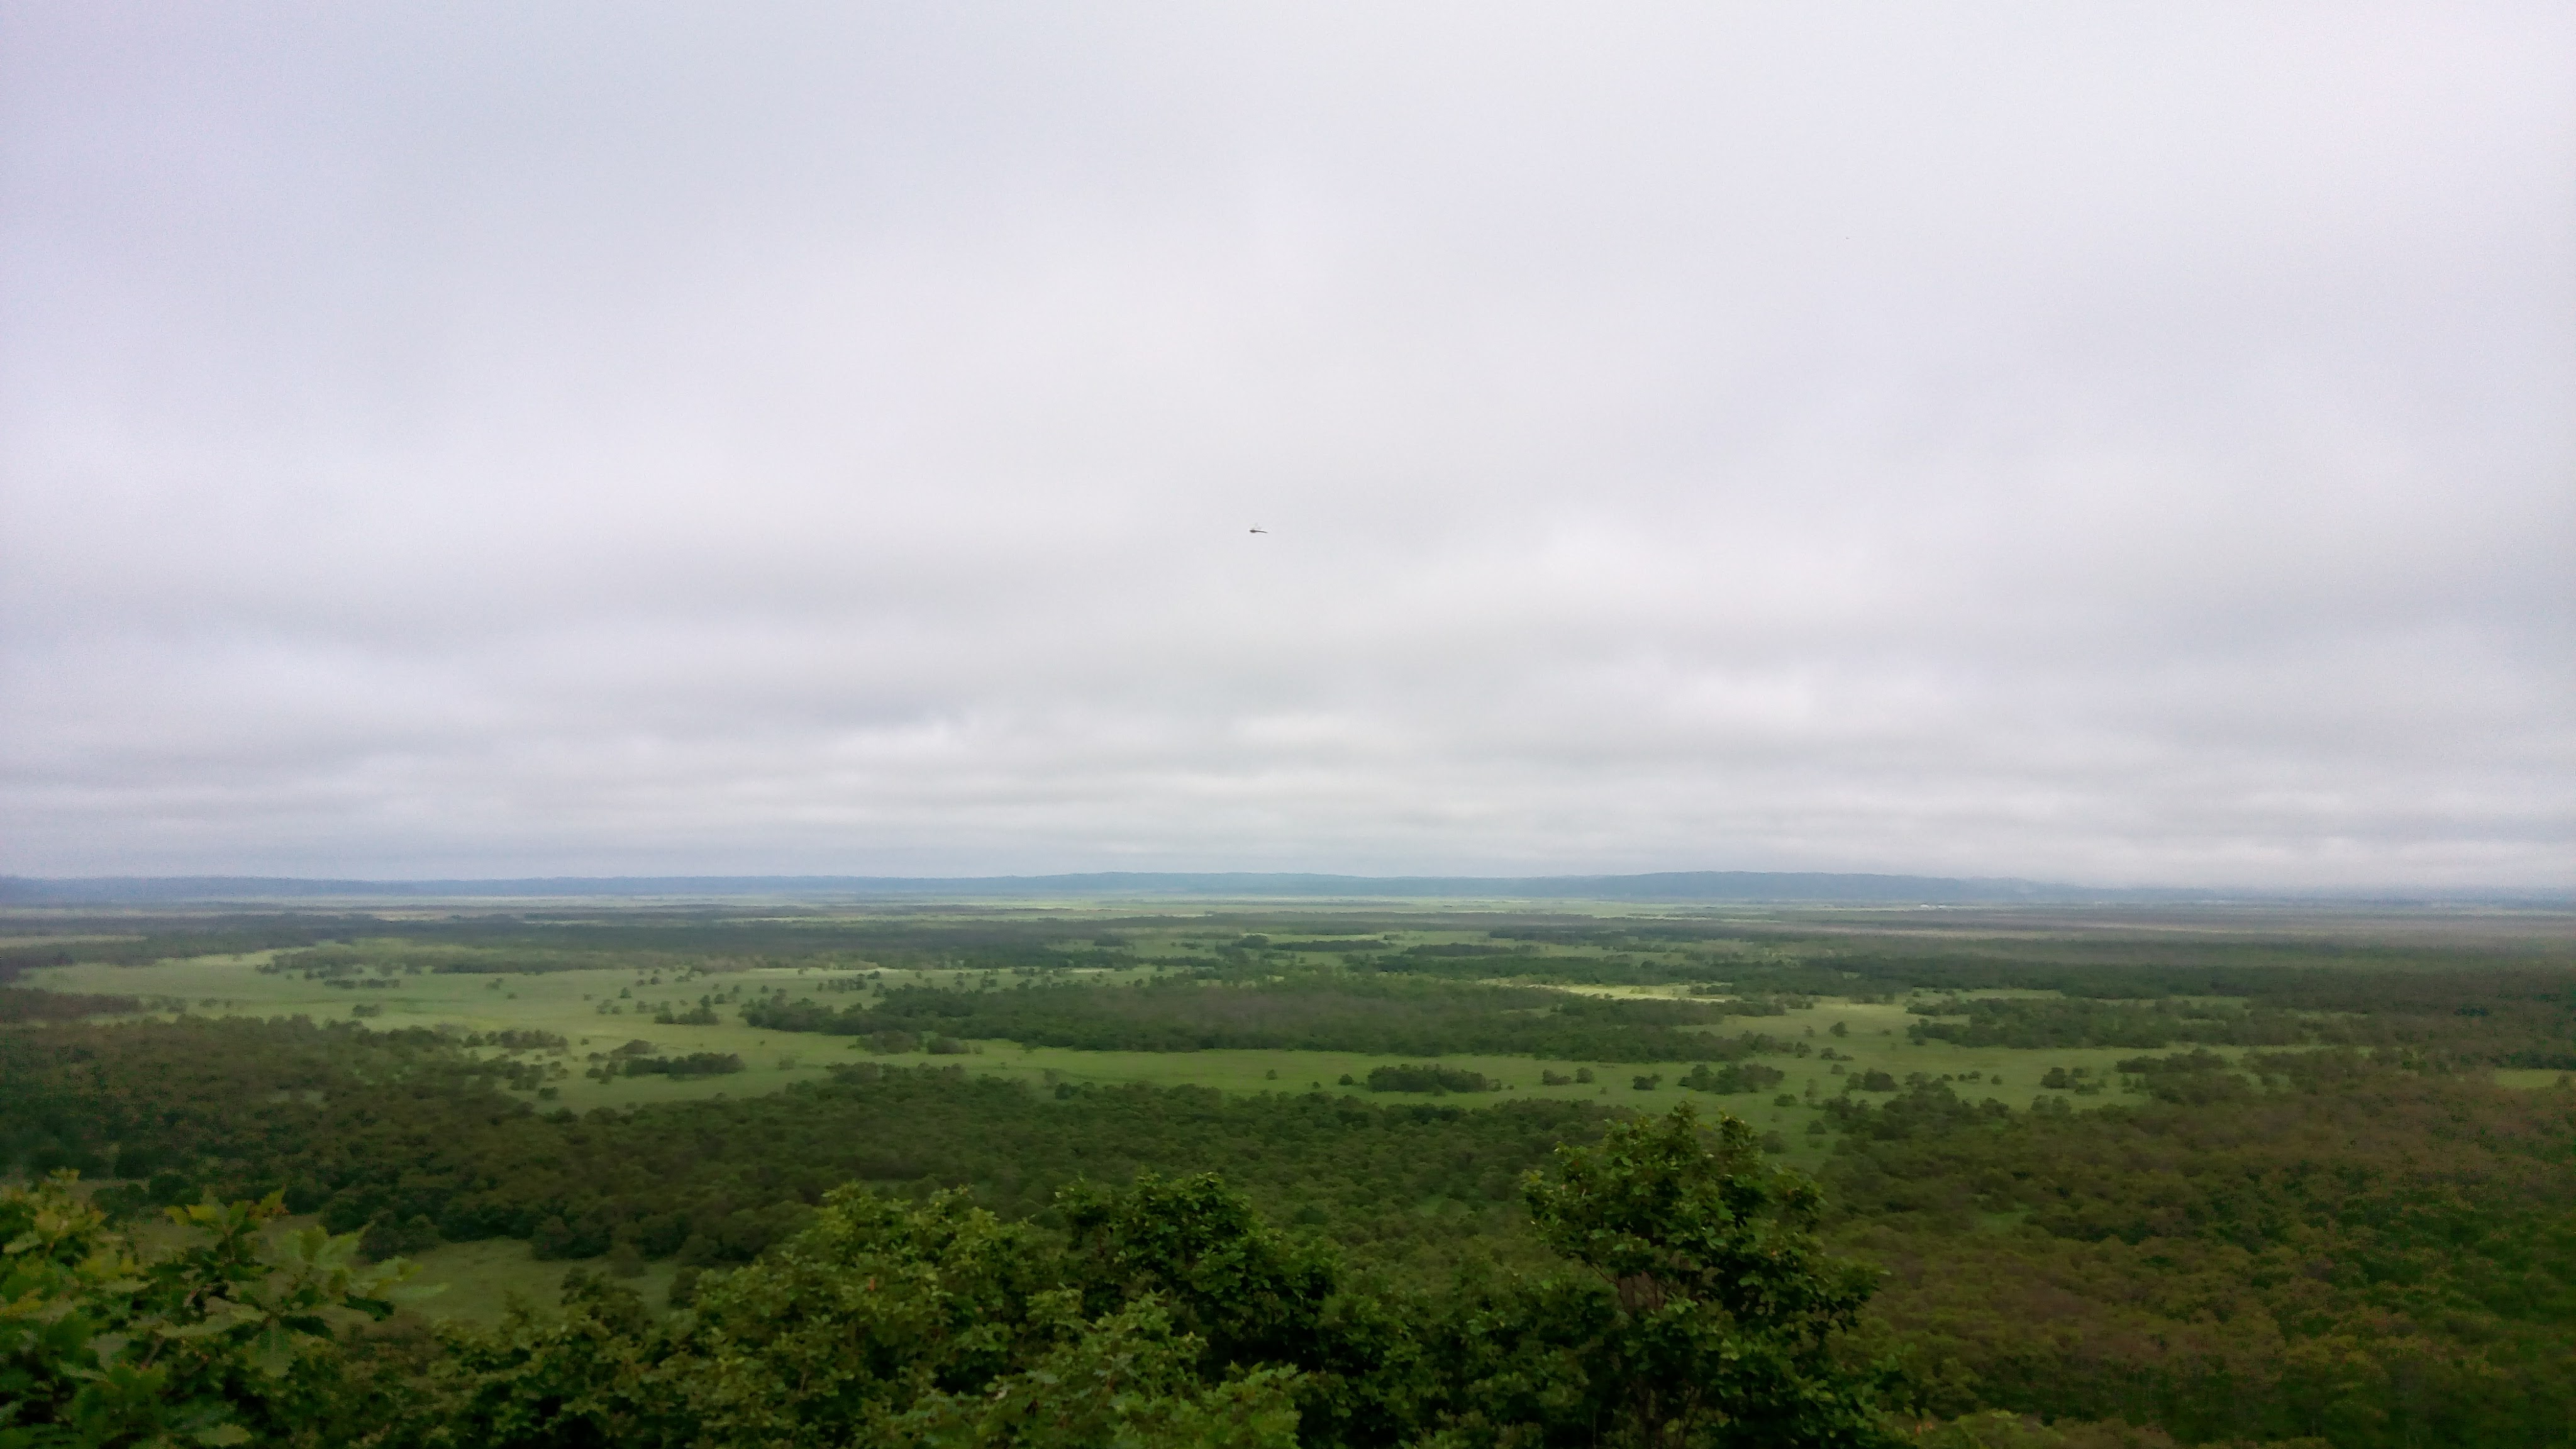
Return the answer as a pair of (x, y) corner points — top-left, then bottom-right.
(2, 871), (2563, 906)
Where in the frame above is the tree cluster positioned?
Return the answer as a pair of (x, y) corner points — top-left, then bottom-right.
(742, 978), (1781, 1063)
(1362, 1064), (1495, 1094)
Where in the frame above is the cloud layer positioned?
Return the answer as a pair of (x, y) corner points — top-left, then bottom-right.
(4, 4), (2570, 886)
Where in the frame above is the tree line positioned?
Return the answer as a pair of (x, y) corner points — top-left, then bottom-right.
(739, 977), (1785, 1063)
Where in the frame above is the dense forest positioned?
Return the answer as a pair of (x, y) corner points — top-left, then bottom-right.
(6, 1105), (1899, 1449)
(1819, 1053), (2576, 1443)
(0, 1017), (1597, 1274)
(4, 906), (2573, 1447)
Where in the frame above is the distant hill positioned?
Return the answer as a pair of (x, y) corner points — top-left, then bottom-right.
(2, 870), (2563, 906)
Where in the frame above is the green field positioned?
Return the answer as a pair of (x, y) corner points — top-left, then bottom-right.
(22, 950), (2206, 1151)
(399, 1235), (684, 1323)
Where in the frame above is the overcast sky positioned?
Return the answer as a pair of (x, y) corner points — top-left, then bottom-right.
(3, 4), (2570, 887)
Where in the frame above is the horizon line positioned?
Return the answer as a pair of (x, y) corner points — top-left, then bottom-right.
(3, 869), (2568, 907)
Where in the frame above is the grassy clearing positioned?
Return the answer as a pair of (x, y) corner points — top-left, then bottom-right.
(393, 1237), (682, 1325)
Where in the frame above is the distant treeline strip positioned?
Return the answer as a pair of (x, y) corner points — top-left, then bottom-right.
(1883, 975), (2576, 1065)
(0, 919), (370, 980)
(0, 986), (145, 1022)
(739, 979), (1784, 1063)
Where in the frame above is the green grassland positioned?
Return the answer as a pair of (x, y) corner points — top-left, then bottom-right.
(24, 952), (866, 1110)
(23, 946), (2255, 1163)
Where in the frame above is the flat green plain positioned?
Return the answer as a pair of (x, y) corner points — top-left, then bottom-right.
(15, 918), (2341, 1324)
(30, 950), (2216, 1145)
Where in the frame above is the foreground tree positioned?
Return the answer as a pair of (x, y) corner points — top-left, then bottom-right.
(1426, 1104), (1898, 1449)
(424, 1184), (1308, 1449)
(5, 1109), (1887, 1447)
(0, 1173), (416, 1448)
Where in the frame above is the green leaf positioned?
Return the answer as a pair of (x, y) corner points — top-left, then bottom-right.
(245, 1326), (300, 1379)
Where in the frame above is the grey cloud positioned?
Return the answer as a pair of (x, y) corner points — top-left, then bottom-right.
(3, 3), (2570, 886)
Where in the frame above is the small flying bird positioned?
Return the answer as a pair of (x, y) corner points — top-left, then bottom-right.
(1248, 526), (1268, 534)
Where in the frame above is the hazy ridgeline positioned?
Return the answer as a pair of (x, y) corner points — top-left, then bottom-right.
(3, 902), (2573, 1448)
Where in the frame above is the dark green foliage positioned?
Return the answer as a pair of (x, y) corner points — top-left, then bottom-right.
(1435, 1106), (1899, 1448)
(2107, 1048), (2259, 1104)
(0, 911), (1184, 993)
(0, 1017), (519, 1185)
(1680, 1061), (1785, 1094)
(0, 986), (142, 1021)
(291, 1113), (1893, 1449)
(0, 1017), (1604, 1277)
(1828, 948), (2576, 1068)
(413, 1182), (1317, 1448)
(0, 918), (370, 980)
(1062, 1172), (1336, 1366)
(1363, 1063), (1495, 1094)
(252, 915), (1148, 975)
(462, 1029), (569, 1051)
(1904, 997), (2310, 1051)
(1824, 1055), (2576, 1446)
(0, 1175), (417, 1447)
(360, 1214), (443, 1263)
(616, 1052), (743, 1078)
(1821, 1080), (2012, 1142)
(742, 977), (1781, 1063)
